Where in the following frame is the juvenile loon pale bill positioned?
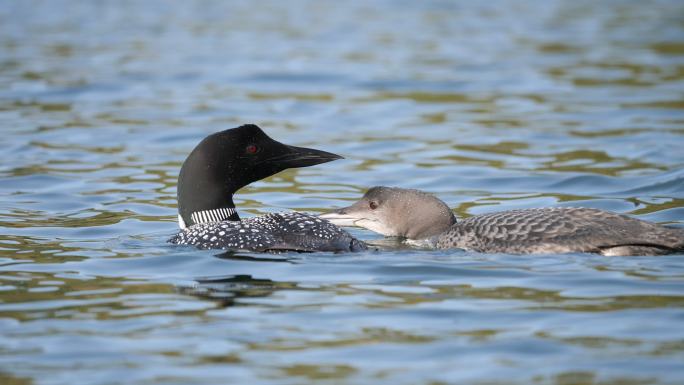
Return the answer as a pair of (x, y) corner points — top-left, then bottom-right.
(319, 186), (684, 256)
(169, 124), (366, 252)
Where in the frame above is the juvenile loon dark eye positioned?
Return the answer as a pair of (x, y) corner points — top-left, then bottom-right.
(245, 144), (259, 154)
(369, 201), (378, 210)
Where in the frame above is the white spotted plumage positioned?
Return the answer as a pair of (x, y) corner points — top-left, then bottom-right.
(170, 212), (366, 252)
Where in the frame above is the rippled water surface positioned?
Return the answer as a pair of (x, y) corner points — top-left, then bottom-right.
(2, 1), (684, 384)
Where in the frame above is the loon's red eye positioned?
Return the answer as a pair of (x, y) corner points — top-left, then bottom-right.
(245, 144), (259, 154)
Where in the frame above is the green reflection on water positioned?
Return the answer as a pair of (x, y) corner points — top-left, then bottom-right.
(0, 235), (93, 263)
(0, 272), (191, 321)
(3, 101), (72, 112)
(248, 92), (334, 101)
(280, 364), (356, 381)
(361, 92), (488, 104)
(0, 373), (32, 385)
(650, 42), (684, 55)
(548, 371), (655, 385)
(29, 141), (125, 154)
(539, 150), (666, 176)
(1, 209), (138, 229)
(251, 327), (434, 352)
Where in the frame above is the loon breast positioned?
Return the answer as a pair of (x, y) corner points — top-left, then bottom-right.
(170, 212), (366, 253)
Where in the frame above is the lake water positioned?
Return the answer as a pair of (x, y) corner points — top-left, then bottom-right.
(1, 1), (684, 384)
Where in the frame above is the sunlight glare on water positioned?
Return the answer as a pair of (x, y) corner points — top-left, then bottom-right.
(1, 1), (684, 384)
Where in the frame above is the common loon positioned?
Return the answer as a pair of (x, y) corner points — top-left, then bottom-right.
(169, 124), (366, 252)
(319, 186), (684, 256)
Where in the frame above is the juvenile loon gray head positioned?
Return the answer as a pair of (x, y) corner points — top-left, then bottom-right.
(177, 124), (342, 228)
(319, 186), (456, 240)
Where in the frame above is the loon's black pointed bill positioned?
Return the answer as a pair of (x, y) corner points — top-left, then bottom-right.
(271, 145), (344, 168)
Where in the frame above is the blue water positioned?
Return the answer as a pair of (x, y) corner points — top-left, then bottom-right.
(1, 1), (684, 384)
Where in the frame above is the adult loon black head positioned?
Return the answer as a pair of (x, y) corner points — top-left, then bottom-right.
(177, 124), (342, 229)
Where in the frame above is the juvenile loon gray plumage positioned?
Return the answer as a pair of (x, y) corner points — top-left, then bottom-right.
(319, 186), (684, 256)
(169, 124), (366, 252)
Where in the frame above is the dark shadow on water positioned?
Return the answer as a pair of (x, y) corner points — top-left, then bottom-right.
(179, 274), (298, 308)
(176, 250), (299, 307)
(213, 249), (297, 263)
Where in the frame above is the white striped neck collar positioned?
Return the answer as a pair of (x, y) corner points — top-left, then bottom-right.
(179, 207), (238, 229)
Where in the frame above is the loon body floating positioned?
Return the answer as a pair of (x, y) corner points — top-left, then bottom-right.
(169, 124), (366, 252)
(320, 187), (684, 256)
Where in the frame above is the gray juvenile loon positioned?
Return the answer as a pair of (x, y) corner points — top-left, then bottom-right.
(169, 124), (366, 252)
(320, 186), (684, 256)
